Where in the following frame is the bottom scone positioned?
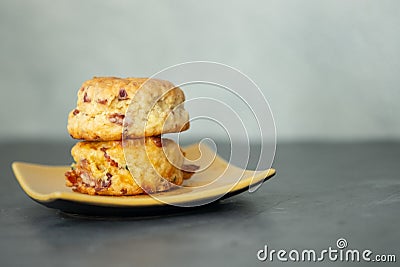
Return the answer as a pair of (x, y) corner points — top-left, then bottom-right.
(65, 137), (196, 196)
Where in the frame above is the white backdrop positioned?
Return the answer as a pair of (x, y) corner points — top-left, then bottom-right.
(0, 0), (399, 141)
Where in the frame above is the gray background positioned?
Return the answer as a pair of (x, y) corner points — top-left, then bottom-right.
(1, 0), (399, 142)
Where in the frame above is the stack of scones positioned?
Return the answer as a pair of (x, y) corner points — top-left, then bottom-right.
(65, 77), (196, 196)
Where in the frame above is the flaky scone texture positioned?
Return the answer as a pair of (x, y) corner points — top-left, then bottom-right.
(65, 137), (194, 196)
(67, 77), (189, 141)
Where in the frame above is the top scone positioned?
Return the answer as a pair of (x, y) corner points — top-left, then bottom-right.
(68, 77), (189, 141)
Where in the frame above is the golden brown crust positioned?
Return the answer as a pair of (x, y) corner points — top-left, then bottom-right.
(65, 138), (192, 196)
(67, 77), (190, 141)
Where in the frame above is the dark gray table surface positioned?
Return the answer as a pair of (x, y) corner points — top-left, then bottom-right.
(1, 141), (399, 266)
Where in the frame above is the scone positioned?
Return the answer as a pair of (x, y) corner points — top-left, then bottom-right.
(65, 137), (195, 196)
(67, 77), (190, 141)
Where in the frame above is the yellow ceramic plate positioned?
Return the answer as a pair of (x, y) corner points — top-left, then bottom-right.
(12, 143), (275, 215)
